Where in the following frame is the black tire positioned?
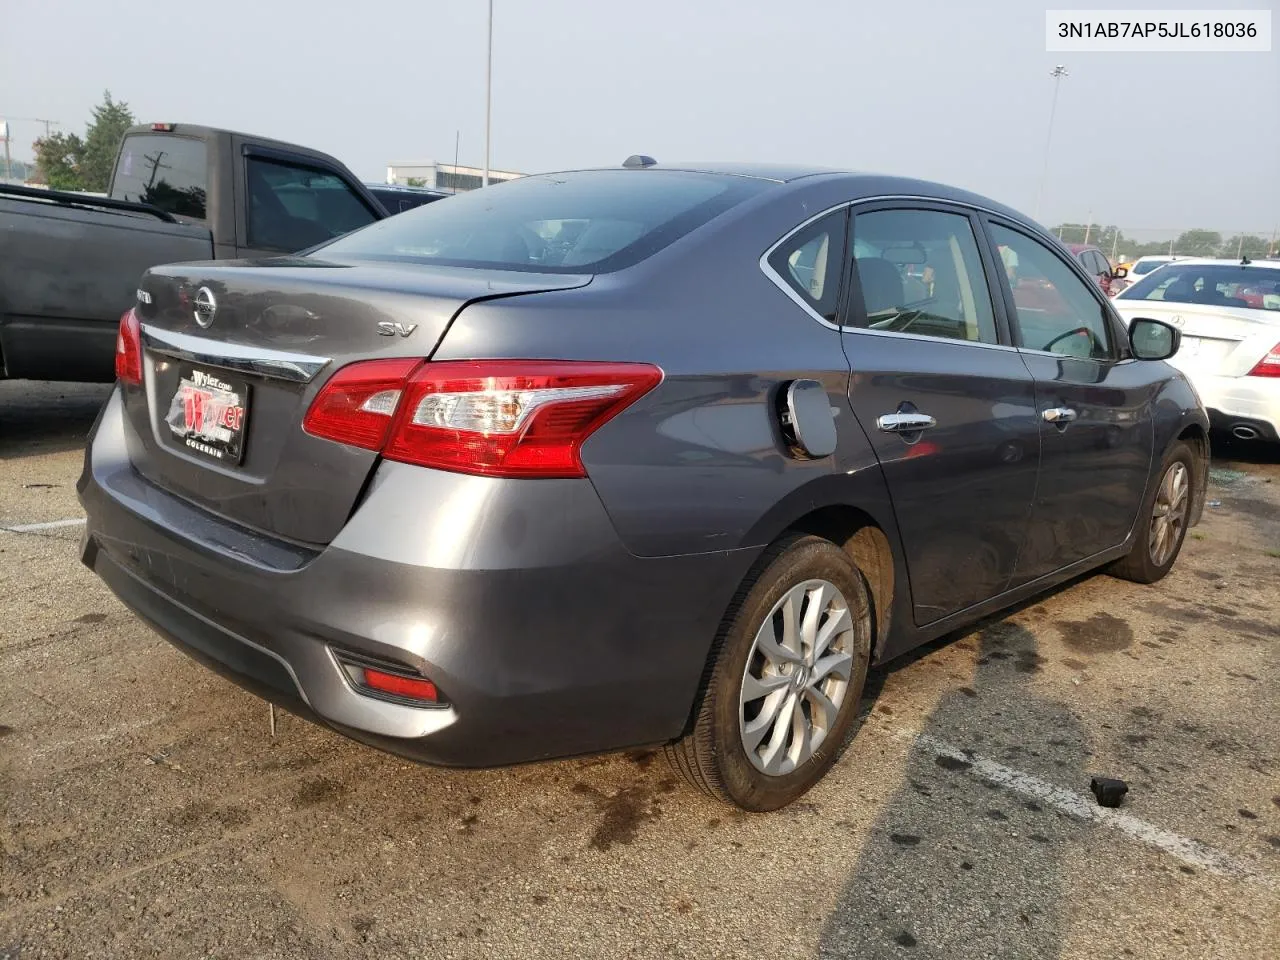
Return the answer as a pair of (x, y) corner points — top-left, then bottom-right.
(665, 533), (873, 811)
(1109, 440), (1196, 584)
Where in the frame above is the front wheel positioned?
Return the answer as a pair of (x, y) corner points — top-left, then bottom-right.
(665, 534), (872, 811)
(1109, 441), (1196, 584)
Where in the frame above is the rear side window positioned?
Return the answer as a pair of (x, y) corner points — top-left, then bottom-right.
(849, 208), (999, 344)
(110, 134), (208, 219)
(767, 210), (847, 323)
(316, 170), (768, 273)
(246, 157), (379, 252)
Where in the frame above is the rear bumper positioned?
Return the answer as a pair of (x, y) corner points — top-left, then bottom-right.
(1190, 372), (1280, 441)
(79, 388), (757, 767)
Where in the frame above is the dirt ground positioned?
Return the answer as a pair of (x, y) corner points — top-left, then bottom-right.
(1, 381), (1277, 959)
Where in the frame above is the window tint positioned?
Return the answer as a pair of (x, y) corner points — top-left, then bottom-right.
(246, 157), (378, 252)
(318, 170), (767, 274)
(1117, 263), (1280, 312)
(990, 224), (1112, 360)
(767, 210), (846, 322)
(849, 208), (998, 344)
(1131, 259), (1166, 276)
(110, 134), (208, 219)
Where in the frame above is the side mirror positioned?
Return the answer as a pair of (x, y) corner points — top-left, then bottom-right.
(1113, 266), (1128, 279)
(1129, 317), (1180, 360)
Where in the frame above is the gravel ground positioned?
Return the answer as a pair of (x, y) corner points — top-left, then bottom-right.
(1, 381), (1277, 959)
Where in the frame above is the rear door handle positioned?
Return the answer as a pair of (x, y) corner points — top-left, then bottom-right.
(877, 412), (937, 433)
(1042, 407), (1078, 424)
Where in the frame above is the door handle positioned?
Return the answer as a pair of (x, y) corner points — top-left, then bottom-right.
(877, 412), (937, 433)
(1042, 407), (1078, 424)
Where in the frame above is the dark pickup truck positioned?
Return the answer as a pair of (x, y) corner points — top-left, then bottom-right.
(0, 124), (444, 383)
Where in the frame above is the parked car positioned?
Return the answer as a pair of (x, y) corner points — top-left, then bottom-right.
(1114, 257), (1280, 443)
(0, 123), (405, 383)
(365, 183), (450, 213)
(1112, 255), (1182, 295)
(79, 162), (1209, 811)
(1065, 242), (1122, 296)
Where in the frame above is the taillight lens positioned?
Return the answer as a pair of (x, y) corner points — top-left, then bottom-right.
(361, 668), (439, 703)
(303, 359), (663, 478)
(115, 308), (143, 385)
(1247, 343), (1280, 378)
(302, 358), (422, 449)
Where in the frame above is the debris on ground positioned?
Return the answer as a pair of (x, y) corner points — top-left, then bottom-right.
(1090, 776), (1129, 808)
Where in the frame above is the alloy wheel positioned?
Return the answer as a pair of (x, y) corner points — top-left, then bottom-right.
(739, 579), (856, 776)
(1148, 461), (1189, 567)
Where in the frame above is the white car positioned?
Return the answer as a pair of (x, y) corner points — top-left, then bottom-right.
(1113, 255), (1181, 295)
(1113, 258), (1280, 443)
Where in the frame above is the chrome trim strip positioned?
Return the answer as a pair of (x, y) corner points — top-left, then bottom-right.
(141, 325), (331, 384)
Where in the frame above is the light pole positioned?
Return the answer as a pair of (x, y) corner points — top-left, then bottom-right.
(1034, 65), (1068, 221)
(483, 0), (493, 188)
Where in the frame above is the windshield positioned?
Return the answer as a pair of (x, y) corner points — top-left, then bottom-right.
(1118, 263), (1280, 311)
(1131, 259), (1167, 276)
(316, 170), (767, 273)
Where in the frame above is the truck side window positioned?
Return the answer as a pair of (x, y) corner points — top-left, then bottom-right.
(245, 157), (378, 252)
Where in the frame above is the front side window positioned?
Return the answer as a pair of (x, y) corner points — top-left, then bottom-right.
(110, 134), (208, 219)
(1117, 263), (1280, 312)
(767, 210), (846, 323)
(848, 208), (999, 344)
(990, 224), (1113, 360)
(246, 157), (378, 252)
(317, 170), (767, 273)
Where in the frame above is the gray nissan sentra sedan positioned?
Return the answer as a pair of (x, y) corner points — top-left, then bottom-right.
(80, 159), (1209, 810)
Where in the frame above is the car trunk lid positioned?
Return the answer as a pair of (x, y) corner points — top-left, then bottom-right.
(1116, 300), (1280, 374)
(125, 257), (590, 545)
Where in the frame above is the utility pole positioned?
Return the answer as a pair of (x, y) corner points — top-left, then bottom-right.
(1, 120), (11, 181)
(1034, 65), (1068, 221)
(1084, 212), (1093, 245)
(1237, 235), (1244, 259)
(483, 0), (493, 188)
(1111, 230), (1119, 263)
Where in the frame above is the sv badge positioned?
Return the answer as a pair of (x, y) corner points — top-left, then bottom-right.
(377, 321), (418, 338)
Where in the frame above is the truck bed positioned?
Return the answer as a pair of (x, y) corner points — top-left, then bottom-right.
(0, 192), (214, 382)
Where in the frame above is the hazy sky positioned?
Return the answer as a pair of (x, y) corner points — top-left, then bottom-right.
(3, 0), (1277, 235)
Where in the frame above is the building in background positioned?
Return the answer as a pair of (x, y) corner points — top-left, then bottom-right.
(385, 161), (523, 192)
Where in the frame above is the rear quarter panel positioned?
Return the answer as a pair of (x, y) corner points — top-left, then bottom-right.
(432, 177), (901, 559)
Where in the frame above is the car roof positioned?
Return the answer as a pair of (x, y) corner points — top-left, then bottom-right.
(536, 163), (1041, 224)
(1152, 257), (1280, 270)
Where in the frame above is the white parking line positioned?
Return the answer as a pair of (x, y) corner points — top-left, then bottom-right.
(914, 733), (1272, 886)
(1, 517), (86, 533)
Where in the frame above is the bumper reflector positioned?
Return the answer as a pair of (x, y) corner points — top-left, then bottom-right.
(362, 668), (439, 703)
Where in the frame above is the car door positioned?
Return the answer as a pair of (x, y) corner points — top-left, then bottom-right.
(234, 147), (382, 258)
(985, 220), (1157, 584)
(840, 204), (1040, 626)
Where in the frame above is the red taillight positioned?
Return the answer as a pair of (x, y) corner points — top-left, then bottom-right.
(302, 358), (422, 449)
(115, 308), (143, 385)
(1247, 343), (1280, 378)
(362, 668), (439, 703)
(303, 359), (663, 478)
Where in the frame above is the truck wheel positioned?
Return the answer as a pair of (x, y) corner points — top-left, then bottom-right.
(665, 533), (872, 811)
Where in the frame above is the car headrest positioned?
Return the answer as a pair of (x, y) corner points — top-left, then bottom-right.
(856, 257), (904, 316)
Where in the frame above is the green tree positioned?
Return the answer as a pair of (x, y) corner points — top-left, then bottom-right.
(1172, 229), (1222, 257)
(1219, 235), (1269, 259)
(79, 90), (135, 191)
(33, 131), (86, 190)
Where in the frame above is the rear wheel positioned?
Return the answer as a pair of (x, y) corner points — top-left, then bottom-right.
(666, 534), (872, 811)
(1109, 441), (1195, 584)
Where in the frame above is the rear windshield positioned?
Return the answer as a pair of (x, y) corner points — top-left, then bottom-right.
(109, 134), (209, 220)
(1118, 263), (1280, 311)
(1131, 259), (1166, 275)
(315, 170), (768, 273)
